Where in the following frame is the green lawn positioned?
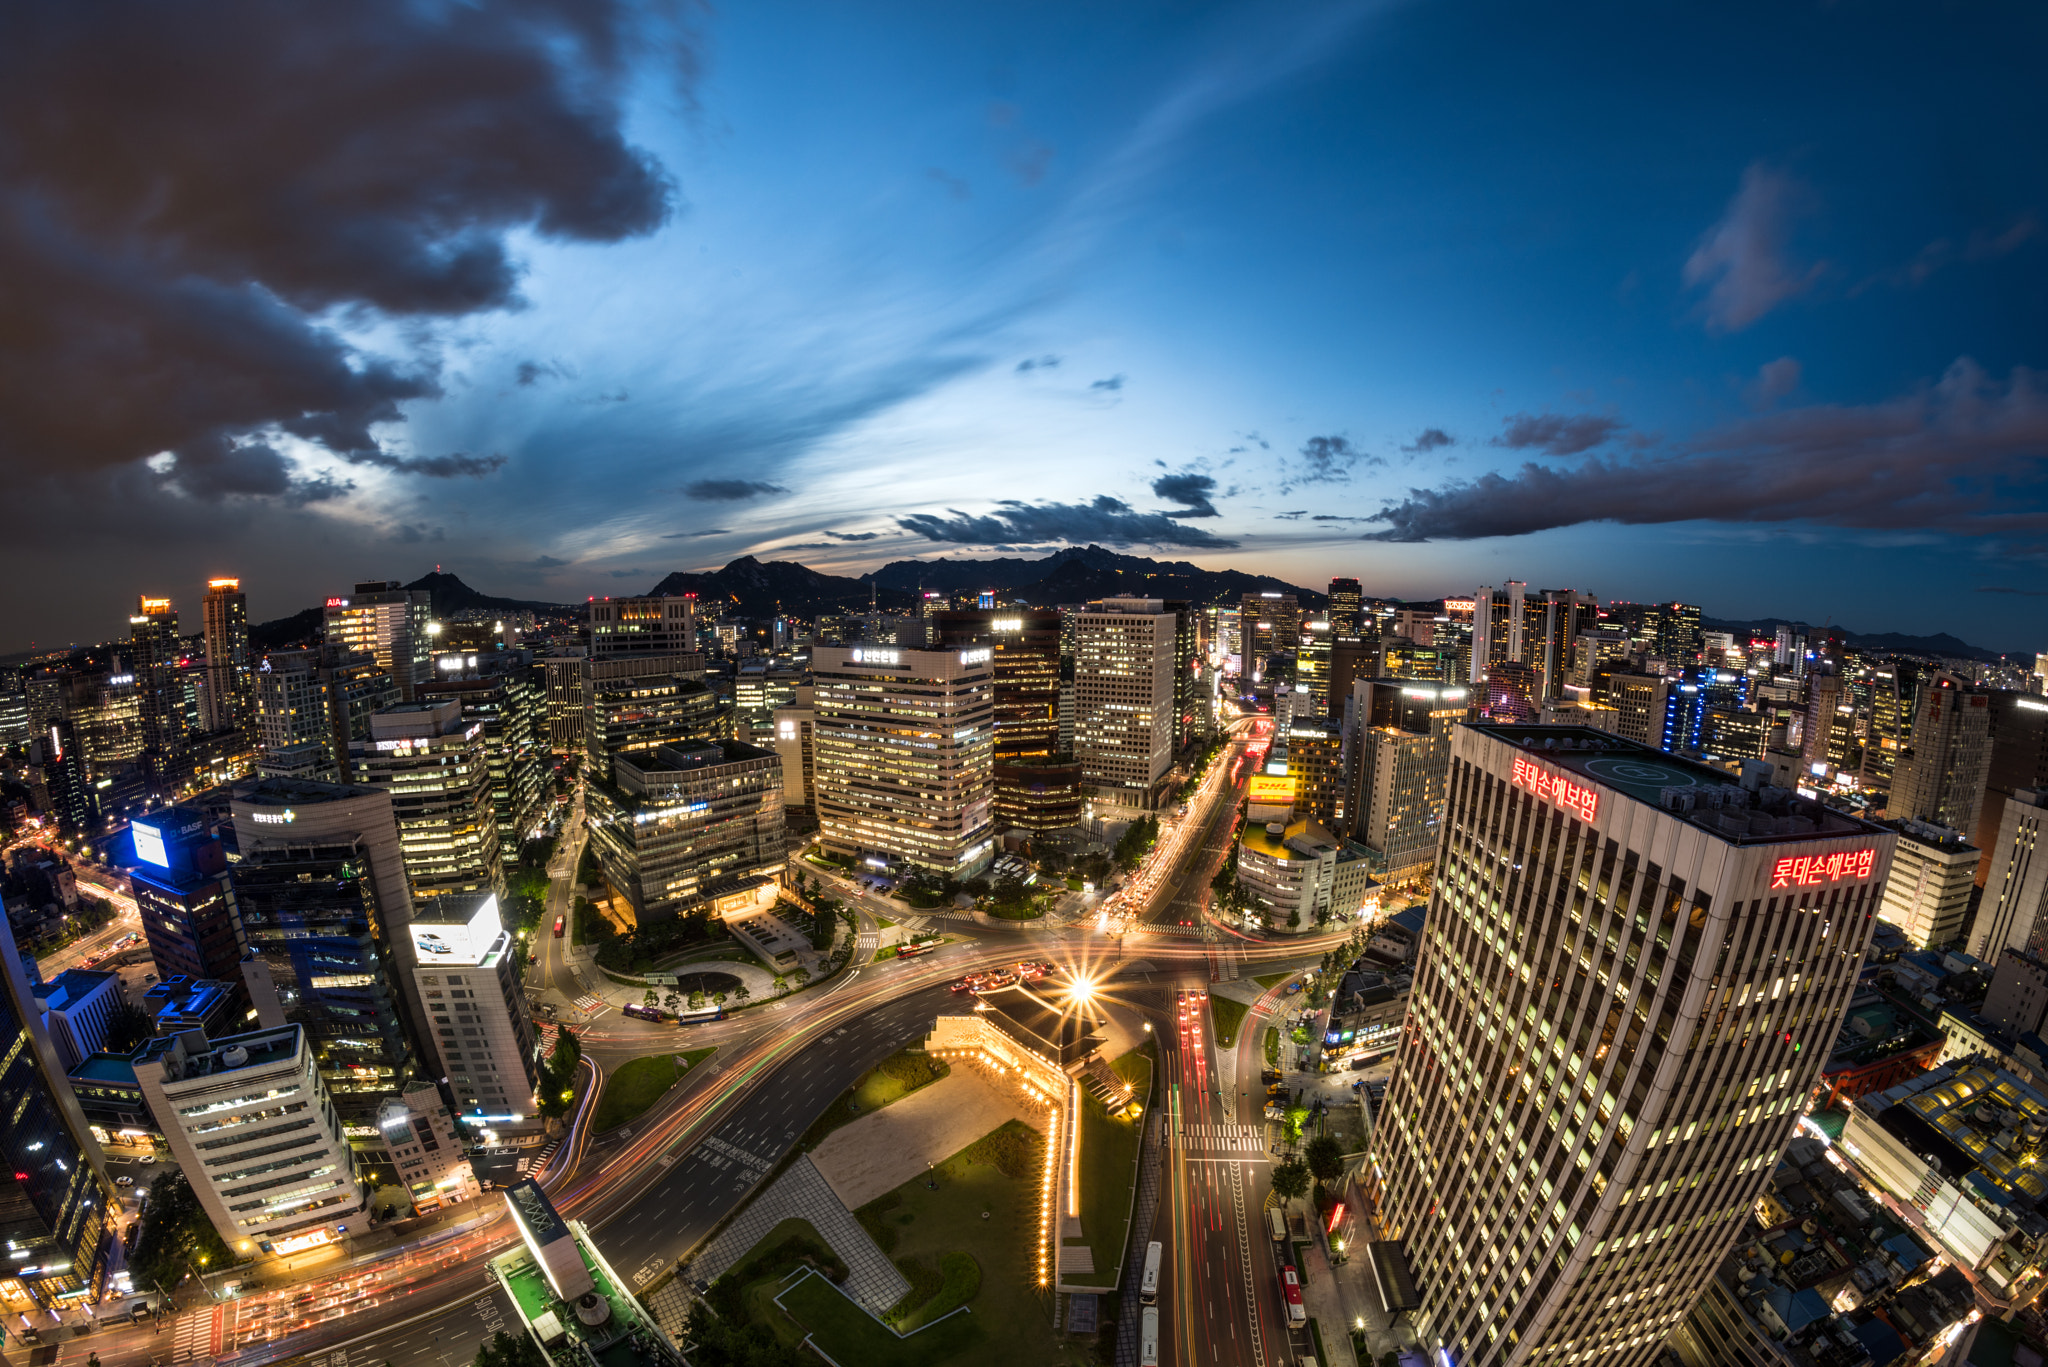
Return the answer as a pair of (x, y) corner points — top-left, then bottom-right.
(779, 1271), (983, 1366)
(799, 1050), (951, 1152)
(1066, 1050), (1153, 1289)
(1210, 995), (1249, 1047)
(874, 915), (898, 928)
(591, 1048), (715, 1132)
(1264, 1027), (1280, 1070)
(1251, 971), (1293, 990)
(709, 1217), (847, 1353)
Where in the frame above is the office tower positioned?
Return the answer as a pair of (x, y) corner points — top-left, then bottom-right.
(130, 594), (187, 766)
(1298, 620), (1333, 714)
(1876, 819), (1978, 950)
(1606, 675), (1670, 750)
(231, 776), (432, 1099)
(1974, 691), (2048, 887)
(0, 935), (121, 1307)
(1657, 601), (1703, 662)
(588, 594), (697, 659)
(1329, 635), (1376, 717)
(1800, 665), (1843, 771)
(254, 645), (400, 782)
(378, 1082), (481, 1215)
(419, 654), (550, 851)
(31, 969), (123, 1071)
(1891, 674), (1993, 836)
(1240, 591), (1300, 664)
(1483, 661), (1539, 723)
(1073, 599), (1180, 807)
(26, 721), (99, 836)
(1773, 625), (1795, 669)
(1530, 590), (1598, 701)
(930, 608), (1077, 829)
(138, 1024), (370, 1251)
(583, 656), (724, 774)
(129, 805), (246, 988)
(1338, 678), (1466, 880)
(543, 646), (589, 754)
(585, 740), (786, 923)
(200, 577), (253, 737)
(1471, 581), (1527, 684)
(1327, 578), (1363, 638)
(1237, 818), (1375, 933)
(1701, 707), (1766, 760)
(325, 581), (434, 701)
(1663, 676), (1710, 756)
(1971, 788), (2048, 961)
(771, 686), (816, 812)
(235, 842), (418, 1119)
(1366, 724), (1894, 1366)
(1383, 639), (1451, 685)
(352, 700), (504, 906)
(1283, 716), (1344, 826)
(813, 645), (995, 875)
(1168, 600), (1203, 752)
(405, 893), (540, 1130)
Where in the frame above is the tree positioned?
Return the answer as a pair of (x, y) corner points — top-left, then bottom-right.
(734, 982), (751, 1006)
(471, 1328), (547, 1367)
(535, 1028), (583, 1120)
(104, 999), (155, 1053)
(712, 991), (728, 1007)
(1271, 1159), (1310, 1220)
(772, 974), (787, 996)
(792, 966), (811, 988)
(642, 988), (659, 1008)
(684, 1302), (808, 1366)
(664, 991), (682, 1013)
(1304, 1133), (1346, 1195)
(688, 989), (706, 1010)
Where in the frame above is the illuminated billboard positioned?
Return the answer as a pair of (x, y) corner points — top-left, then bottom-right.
(131, 821), (169, 869)
(408, 895), (502, 966)
(1247, 776), (1298, 806)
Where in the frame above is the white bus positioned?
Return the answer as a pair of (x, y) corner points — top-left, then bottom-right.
(1140, 1306), (1159, 1366)
(1140, 1240), (1162, 1304)
(1267, 1205), (1287, 1242)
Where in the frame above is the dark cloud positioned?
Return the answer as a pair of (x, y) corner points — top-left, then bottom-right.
(1310, 514), (1365, 522)
(607, 568), (648, 579)
(1280, 435), (1380, 493)
(824, 530), (882, 541)
(394, 523), (446, 544)
(532, 555), (570, 568)
(1273, 510), (1308, 520)
(1151, 472), (1220, 517)
(1090, 375), (1126, 392)
(1365, 359), (2048, 548)
(366, 451), (507, 478)
(1403, 428), (1455, 453)
(1493, 413), (1626, 456)
(1748, 357), (1802, 408)
(685, 479), (789, 501)
(927, 168), (971, 200)
(899, 499), (1238, 550)
(0, 0), (674, 492)
(659, 528), (731, 539)
(1016, 355), (1062, 373)
(515, 360), (570, 387)
(1683, 164), (1822, 332)
(1978, 586), (2048, 598)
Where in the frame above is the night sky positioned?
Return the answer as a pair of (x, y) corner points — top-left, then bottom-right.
(2, 1), (2044, 652)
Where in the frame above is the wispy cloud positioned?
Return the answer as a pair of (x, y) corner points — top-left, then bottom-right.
(899, 496), (1238, 549)
(1683, 163), (1823, 332)
(1493, 413), (1625, 456)
(685, 479), (789, 501)
(1403, 428), (1454, 453)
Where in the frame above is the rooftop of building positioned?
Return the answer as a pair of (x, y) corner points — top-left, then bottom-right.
(232, 775), (383, 804)
(156, 1024), (305, 1084)
(1858, 1060), (2048, 1203)
(1242, 818), (1352, 863)
(1466, 722), (1886, 845)
(974, 982), (1107, 1066)
(32, 968), (117, 1009)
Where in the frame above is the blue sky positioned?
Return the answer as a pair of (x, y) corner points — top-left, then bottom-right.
(3, 0), (2044, 652)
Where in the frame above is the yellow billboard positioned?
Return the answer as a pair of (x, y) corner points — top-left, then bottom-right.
(1247, 775), (1298, 805)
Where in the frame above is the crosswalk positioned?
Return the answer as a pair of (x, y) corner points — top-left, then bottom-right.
(572, 993), (610, 1017)
(169, 1305), (219, 1363)
(1170, 1121), (1266, 1154)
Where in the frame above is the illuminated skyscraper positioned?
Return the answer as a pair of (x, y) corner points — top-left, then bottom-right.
(200, 577), (253, 737)
(1472, 581), (1527, 684)
(351, 700), (504, 907)
(813, 645), (995, 875)
(932, 608), (1077, 829)
(587, 593), (697, 659)
(324, 581), (433, 701)
(1074, 599), (1179, 806)
(1366, 725), (1894, 1366)
(1240, 591), (1300, 664)
(130, 593), (186, 769)
(1891, 674), (1993, 837)
(1328, 577), (1363, 638)
(1338, 678), (1466, 879)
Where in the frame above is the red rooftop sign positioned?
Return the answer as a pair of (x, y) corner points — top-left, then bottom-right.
(1771, 849), (1876, 889)
(1511, 756), (1598, 823)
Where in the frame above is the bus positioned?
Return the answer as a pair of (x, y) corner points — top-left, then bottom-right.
(894, 941), (933, 959)
(677, 1003), (725, 1023)
(1139, 1306), (1159, 1367)
(552, 915), (565, 939)
(621, 1004), (666, 1023)
(1267, 1206), (1287, 1243)
(1279, 1264), (1307, 1325)
(1140, 1240), (1162, 1305)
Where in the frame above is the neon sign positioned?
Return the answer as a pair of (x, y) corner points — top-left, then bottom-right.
(1510, 756), (1598, 823)
(1770, 849), (1875, 889)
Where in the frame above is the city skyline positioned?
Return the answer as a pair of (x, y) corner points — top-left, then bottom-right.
(2, 1), (2045, 650)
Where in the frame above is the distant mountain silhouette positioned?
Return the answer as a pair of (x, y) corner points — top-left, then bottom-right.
(643, 556), (918, 618)
(403, 571), (572, 619)
(1701, 616), (2018, 665)
(249, 606), (325, 652)
(865, 544), (1325, 608)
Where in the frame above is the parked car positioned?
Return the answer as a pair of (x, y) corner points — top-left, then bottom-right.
(1260, 1069), (1283, 1084)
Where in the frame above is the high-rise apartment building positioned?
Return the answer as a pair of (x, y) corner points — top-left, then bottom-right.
(931, 609), (1078, 829)
(406, 894), (539, 1130)
(813, 645), (995, 875)
(1891, 674), (1993, 837)
(1073, 599), (1180, 807)
(588, 594), (697, 659)
(200, 577), (253, 737)
(325, 582), (433, 702)
(1972, 787), (2048, 961)
(1366, 725), (1893, 1366)
(1876, 819), (1978, 950)
(0, 934), (120, 1307)
(352, 700), (504, 907)
(130, 594), (187, 770)
(585, 740), (786, 922)
(138, 1024), (371, 1252)
(1338, 678), (1466, 879)
(1328, 578), (1363, 638)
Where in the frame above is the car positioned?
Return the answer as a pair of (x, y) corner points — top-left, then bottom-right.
(949, 979), (976, 993)
(1261, 1069), (1283, 1084)
(415, 933), (454, 955)
(137, 1154), (156, 1164)
(115, 1176), (134, 1186)
(144, 972), (157, 982)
